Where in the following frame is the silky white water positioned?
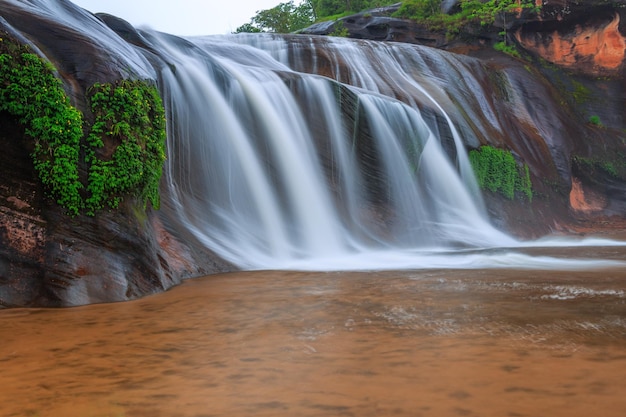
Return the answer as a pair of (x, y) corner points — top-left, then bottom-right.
(138, 33), (625, 270)
(6, 0), (623, 271)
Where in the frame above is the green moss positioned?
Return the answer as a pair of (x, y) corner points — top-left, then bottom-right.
(469, 145), (532, 201)
(493, 40), (520, 58)
(588, 115), (603, 127)
(0, 35), (166, 216)
(573, 155), (623, 179)
(571, 79), (591, 105)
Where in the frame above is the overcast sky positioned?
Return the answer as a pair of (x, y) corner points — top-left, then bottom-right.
(70, 0), (283, 35)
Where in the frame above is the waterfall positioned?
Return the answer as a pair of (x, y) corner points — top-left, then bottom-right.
(3, 0), (623, 271)
(141, 32), (519, 269)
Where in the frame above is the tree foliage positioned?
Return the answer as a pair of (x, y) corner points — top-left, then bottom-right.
(312, 0), (372, 17)
(459, 0), (539, 25)
(393, 0), (441, 21)
(236, 0), (541, 37)
(394, 0), (540, 45)
(235, 0), (397, 32)
(235, 1), (315, 33)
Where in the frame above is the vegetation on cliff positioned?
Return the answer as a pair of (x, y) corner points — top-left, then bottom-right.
(469, 145), (532, 201)
(0, 40), (84, 214)
(0, 36), (166, 216)
(235, 0), (394, 33)
(236, 0), (541, 35)
(394, 0), (540, 30)
(85, 81), (166, 214)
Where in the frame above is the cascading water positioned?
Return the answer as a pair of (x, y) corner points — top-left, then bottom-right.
(145, 33), (625, 270)
(141, 32), (527, 269)
(3, 0), (624, 271)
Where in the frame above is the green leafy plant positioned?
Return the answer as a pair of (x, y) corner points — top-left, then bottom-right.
(493, 40), (520, 57)
(329, 20), (350, 37)
(0, 35), (167, 216)
(85, 80), (166, 214)
(469, 145), (532, 201)
(394, 0), (441, 21)
(0, 41), (84, 215)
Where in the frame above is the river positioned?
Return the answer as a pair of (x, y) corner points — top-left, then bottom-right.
(1, 245), (626, 417)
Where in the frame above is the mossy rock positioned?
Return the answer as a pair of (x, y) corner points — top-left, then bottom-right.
(0, 35), (166, 216)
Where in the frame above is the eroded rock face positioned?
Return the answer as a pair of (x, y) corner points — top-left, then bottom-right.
(1, 0), (625, 307)
(516, 5), (626, 76)
(0, 1), (233, 307)
(301, 4), (453, 48)
(570, 178), (607, 214)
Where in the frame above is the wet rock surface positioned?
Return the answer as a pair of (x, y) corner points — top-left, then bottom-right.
(0, 2), (233, 307)
(302, 1), (626, 239)
(0, 1), (625, 307)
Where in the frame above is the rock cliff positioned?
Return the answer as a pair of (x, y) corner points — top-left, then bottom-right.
(303, 0), (626, 237)
(0, 1), (232, 307)
(1, 0), (625, 307)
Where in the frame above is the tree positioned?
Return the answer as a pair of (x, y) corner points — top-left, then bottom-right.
(394, 0), (441, 21)
(235, 1), (315, 33)
(460, 0), (539, 26)
(310, 0), (373, 18)
(234, 23), (261, 33)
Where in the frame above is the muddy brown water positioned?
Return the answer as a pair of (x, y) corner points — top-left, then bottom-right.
(2, 246), (626, 417)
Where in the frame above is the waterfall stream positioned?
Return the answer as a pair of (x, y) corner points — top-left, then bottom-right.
(134, 33), (622, 270)
(2, 0), (624, 270)
(145, 32), (522, 269)
(3, 4), (626, 415)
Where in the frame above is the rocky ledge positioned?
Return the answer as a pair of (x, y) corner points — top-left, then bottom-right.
(304, 1), (626, 238)
(0, 2), (232, 307)
(1, 0), (625, 307)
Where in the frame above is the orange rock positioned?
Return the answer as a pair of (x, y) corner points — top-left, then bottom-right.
(517, 12), (625, 75)
(569, 177), (607, 213)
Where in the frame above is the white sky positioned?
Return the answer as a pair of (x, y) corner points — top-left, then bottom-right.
(70, 0), (283, 36)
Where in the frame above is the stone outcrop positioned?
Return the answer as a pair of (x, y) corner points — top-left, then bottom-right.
(0, 1), (233, 307)
(302, 1), (626, 76)
(302, 1), (626, 237)
(514, 1), (626, 77)
(1, 0), (625, 307)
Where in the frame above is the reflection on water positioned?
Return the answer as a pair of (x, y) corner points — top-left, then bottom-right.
(1, 248), (626, 417)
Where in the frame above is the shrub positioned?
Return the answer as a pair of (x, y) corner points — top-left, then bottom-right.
(329, 20), (350, 37)
(493, 40), (520, 57)
(588, 115), (603, 127)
